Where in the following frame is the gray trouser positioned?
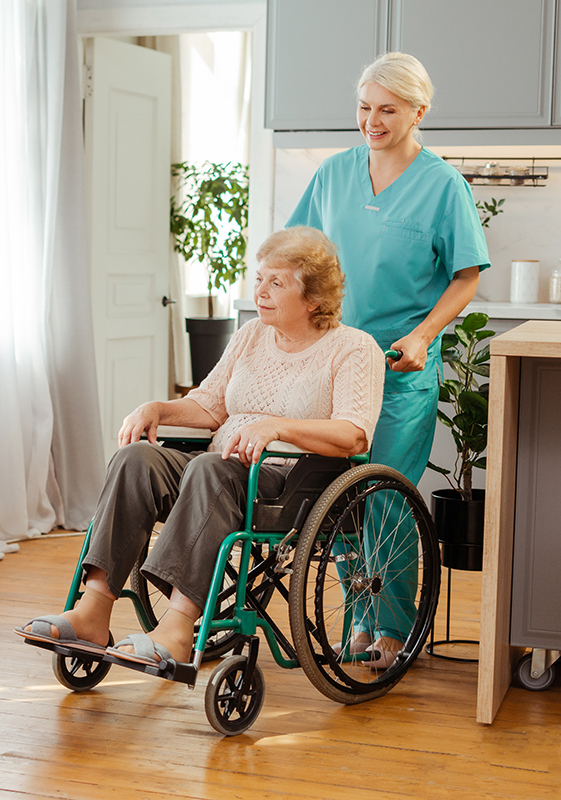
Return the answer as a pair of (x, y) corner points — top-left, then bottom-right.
(83, 442), (290, 609)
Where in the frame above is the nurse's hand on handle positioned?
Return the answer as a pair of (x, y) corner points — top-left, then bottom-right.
(387, 331), (431, 372)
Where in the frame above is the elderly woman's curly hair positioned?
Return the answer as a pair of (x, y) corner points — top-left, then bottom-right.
(256, 226), (345, 330)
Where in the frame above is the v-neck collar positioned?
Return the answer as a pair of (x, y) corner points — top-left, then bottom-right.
(359, 145), (425, 205)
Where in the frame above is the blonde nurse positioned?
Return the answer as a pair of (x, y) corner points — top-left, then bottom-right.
(287, 52), (490, 666)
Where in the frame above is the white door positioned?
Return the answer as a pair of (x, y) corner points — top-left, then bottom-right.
(84, 37), (172, 461)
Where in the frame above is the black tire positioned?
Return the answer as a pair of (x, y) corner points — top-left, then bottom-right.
(130, 537), (275, 661)
(51, 633), (114, 692)
(289, 464), (440, 704)
(515, 653), (556, 691)
(204, 654), (265, 736)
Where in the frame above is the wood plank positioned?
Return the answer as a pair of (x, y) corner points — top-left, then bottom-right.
(477, 354), (524, 724)
(2, 535), (561, 800)
(491, 320), (561, 357)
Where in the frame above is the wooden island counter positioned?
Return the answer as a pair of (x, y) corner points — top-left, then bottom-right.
(477, 320), (561, 723)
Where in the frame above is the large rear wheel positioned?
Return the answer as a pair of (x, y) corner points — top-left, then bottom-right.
(289, 464), (440, 704)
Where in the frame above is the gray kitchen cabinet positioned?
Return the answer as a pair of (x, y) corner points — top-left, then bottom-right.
(266, 0), (560, 136)
(554, 1), (561, 125)
(510, 357), (561, 651)
(265, 0), (387, 130)
(389, 0), (556, 129)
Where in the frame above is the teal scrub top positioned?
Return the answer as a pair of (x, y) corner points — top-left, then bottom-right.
(287, 146), (491, 392)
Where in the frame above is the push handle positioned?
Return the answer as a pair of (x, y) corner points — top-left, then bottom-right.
(384, 348), (403, 361)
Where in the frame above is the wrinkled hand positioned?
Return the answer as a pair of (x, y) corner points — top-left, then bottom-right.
(222, 419), (282, 466)
(118, 402), (161, 448)
(387, 332), (430, 373)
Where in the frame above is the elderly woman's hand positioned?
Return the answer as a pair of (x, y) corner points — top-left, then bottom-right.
(388, 331), (430, 372)
(118, 402), (161, 448)
(222, 418), (282, 467)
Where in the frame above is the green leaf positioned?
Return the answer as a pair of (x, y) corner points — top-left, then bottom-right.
(468, 363), (491, 377)
(462, 312), (489, 332)
(442, 350), (460, 365)
(473, 344), (490, 364)
(441, 333), (458, 351)
(458, 391), (488, 412)
(437, 410), (455, 428)
(454, 324), (471, 347)
(472, 457), (487, 469)
(475, 329), (495, 341)
(426, 461), (451, 475)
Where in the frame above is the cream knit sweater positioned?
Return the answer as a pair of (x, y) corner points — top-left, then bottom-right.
(188, 319), (384, 454)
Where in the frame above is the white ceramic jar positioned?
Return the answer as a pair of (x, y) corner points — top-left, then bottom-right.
(510, 260), (540, 303)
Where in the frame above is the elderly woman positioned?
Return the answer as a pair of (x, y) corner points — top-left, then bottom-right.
(17, 226), (384, 670)
(288, 52), (491, 666)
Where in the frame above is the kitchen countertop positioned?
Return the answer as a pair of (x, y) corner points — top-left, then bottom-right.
(490, 319), (561, 357)
(236, 299), (561, 320)
(460, 302), (561, 320)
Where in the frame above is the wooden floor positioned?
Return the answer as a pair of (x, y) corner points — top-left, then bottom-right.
(1, 534), (561, 800)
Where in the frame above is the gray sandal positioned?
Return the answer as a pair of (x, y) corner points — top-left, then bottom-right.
(14, 615), (108, 655)
(107, 632), (174, 668)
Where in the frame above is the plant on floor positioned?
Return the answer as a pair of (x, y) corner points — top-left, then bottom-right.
(427, 312), (494, 502)
(170, 161), (249, 317)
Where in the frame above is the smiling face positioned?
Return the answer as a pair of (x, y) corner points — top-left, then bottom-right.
(357, 81), (425, 153)
(254, 258), (318, 335)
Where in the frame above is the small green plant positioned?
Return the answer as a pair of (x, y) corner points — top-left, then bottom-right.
(427, 313), (494, 501)
(170, 161), (249, 317)
(476, 197), (505, 228)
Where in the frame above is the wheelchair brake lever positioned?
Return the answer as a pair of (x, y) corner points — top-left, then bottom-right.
(274, 498), (311, 574)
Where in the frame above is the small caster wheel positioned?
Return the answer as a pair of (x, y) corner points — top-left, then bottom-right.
(52, 632), (114, 692)
(515, 653), (556, 692)
(205, 654), (265, 736)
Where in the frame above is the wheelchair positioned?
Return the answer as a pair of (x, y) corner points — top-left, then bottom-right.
(27, 426), (440, 737)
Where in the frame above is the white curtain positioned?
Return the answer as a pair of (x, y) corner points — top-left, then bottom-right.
(0, 0), (105, 541)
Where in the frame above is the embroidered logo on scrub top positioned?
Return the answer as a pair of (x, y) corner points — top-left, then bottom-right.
(364, 205), (380, 211)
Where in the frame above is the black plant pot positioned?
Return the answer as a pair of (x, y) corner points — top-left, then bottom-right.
(185, 317), (236, 385)
(431, 488), (485, 571)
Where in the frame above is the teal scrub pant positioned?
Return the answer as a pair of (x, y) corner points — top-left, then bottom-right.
(341, 385), (439, 643)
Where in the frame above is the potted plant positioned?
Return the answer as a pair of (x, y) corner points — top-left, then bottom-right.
(170, 160), (249, 384)
(428, 312), (494, 570)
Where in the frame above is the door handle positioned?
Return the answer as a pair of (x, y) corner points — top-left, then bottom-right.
(162, 296), (177, 307)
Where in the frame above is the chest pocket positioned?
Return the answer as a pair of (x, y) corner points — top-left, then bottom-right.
(381, 217), (429, 243)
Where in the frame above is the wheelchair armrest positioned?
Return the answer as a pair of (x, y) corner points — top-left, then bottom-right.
(265, 440), (312, 454)
(153, 425), (213, 440)
(141, 425), (213, 453)
(266, 440), (369, 464)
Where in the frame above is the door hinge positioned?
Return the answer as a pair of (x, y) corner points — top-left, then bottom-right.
(82, 65), (93, 99)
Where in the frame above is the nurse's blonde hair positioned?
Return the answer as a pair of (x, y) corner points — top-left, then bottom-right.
(357, 52), (434, 113)
(256, 227), (344, 330)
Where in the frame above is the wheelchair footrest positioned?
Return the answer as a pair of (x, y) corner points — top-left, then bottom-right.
(23, 637), (105, 662)
(103, 652), (198, 687)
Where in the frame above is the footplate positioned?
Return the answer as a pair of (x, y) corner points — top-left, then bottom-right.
(102, 651), (198, 687)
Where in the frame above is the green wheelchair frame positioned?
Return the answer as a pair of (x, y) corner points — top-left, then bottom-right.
(40, 428), (439, 736)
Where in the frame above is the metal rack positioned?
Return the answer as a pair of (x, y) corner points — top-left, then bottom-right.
(442, 156), (557, 187)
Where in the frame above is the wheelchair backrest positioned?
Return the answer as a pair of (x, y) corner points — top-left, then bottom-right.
(251, 454), (352, 533)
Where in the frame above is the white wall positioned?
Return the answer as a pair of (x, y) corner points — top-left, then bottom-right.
(274, 144), (561, 303)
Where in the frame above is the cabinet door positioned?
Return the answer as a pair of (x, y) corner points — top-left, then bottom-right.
(266, 0), (387, 130)
(554, 1), (561, 125)
(510, 358), (561, 650)
(389, 0), (555, 129)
